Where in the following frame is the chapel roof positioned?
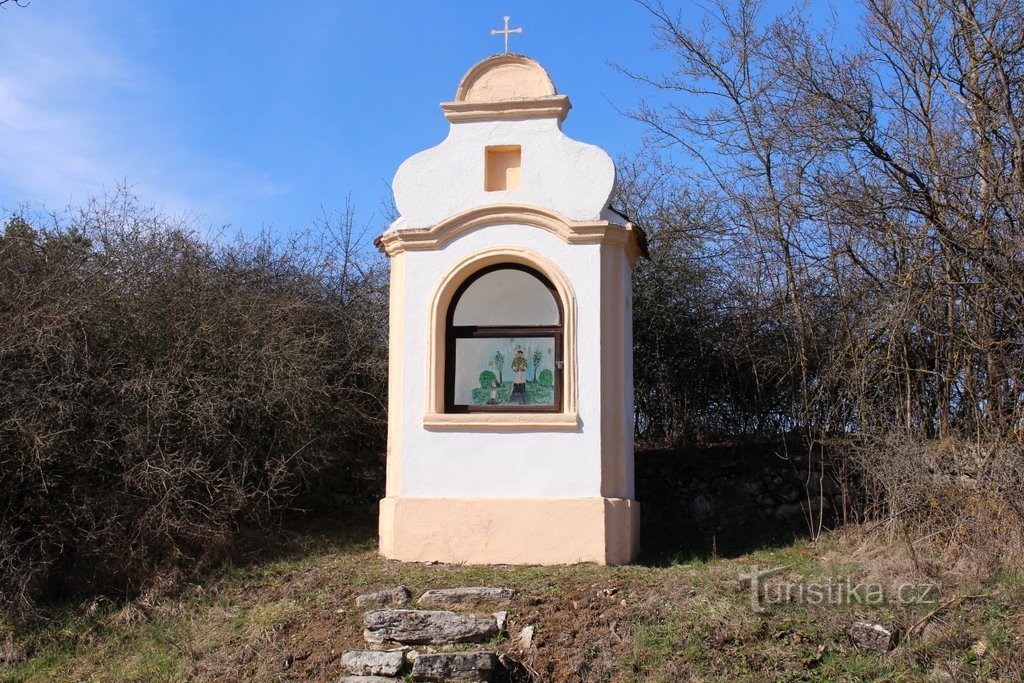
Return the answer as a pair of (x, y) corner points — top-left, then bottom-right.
(454, 54), (557, 102)
(441, 54), (571, 123)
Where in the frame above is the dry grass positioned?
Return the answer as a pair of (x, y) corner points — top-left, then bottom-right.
(1, 514), (1021, 682)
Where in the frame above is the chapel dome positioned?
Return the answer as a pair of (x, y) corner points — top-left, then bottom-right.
(454, 54), (558, 102)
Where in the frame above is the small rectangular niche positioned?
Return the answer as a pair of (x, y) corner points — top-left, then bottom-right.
(484, 145), (521, 191)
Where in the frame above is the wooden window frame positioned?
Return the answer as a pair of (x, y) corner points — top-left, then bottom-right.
(444, 263), (564, 413)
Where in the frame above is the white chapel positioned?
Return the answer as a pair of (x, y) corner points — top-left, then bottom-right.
(376, 45), (646, 565)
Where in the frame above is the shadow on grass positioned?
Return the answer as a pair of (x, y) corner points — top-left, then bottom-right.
(224, 455), (386, 572)
(236, 440), (840, 570)
(228, 505), (380, 572)
(635, 440), (841, 566)
(215, 438), (844, 573)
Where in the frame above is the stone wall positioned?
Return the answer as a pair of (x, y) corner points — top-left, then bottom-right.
(635, 441), (846, 562)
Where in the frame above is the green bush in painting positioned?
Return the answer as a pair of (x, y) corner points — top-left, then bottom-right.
(479, 370), (497, 388)
(538, 369), (553, 386)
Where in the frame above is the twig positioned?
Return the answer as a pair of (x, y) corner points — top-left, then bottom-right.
(907, 593), (992, 639)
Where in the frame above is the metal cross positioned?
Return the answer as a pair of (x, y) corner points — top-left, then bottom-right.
(490, 16), (522, 54)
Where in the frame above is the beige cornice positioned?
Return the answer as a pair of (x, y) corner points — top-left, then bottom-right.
(378, 204), (644, 264)
(441, 96), (571, 123)
(423, 412), (580, 431)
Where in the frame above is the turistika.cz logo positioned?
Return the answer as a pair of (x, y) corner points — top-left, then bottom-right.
(738, 565), (939, 612)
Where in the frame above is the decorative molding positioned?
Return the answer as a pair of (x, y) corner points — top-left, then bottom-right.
(425, 245), (579, 427)
(441, 96), (571, 123)
(423, 412), (579, 431)
(377, 204), (644, 264)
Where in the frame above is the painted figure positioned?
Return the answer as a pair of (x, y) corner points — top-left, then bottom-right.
(509, 348), (528, 403)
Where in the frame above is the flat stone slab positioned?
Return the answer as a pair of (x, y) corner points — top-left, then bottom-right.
(849, 621), (896, 652)
(411, 651), (498, 682)
(340, 649), (405, 677)
(417, 587), (514, 608)
(339, 677), (398, 683)
(355, 586), (411, 608)
(518, 624), (535, 650)
(363, 609), (498, 645)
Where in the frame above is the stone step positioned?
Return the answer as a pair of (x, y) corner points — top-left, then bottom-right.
(417, 587), (513, 608)
(355, 586), (412, 608)
(339, 677), (397, 683)
(340, 649), (406, 677)
(411, 651), (498, 682)
(363, 609), (498, 645)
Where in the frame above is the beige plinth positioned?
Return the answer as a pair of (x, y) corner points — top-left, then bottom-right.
(378, 496), (639, 565)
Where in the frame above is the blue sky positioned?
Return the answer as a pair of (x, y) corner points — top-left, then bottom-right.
(0, 1), (860, 242)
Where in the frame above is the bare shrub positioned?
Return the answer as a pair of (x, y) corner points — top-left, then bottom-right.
(847, 434), (1024, 572)
(0, 190), (387, 612)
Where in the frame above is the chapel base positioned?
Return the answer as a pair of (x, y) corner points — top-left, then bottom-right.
(378, 496), (639, 565)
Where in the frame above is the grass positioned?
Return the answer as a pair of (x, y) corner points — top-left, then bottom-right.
(1, 515), (1021, 682)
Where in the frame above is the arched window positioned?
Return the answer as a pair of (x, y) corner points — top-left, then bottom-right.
(445, 264), (563, 412)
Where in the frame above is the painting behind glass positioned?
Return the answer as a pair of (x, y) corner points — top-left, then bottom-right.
(453, 337), (555, 406)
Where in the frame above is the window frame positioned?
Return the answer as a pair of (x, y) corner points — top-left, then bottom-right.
(444, 263), (564, 413)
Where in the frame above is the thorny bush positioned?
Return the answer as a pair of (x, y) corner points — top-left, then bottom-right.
(0, 192), (388, 613)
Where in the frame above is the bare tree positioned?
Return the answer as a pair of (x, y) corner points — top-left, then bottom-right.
(624, 0), (1024, 559)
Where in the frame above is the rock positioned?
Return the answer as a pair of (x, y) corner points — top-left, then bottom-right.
(491, 610), (507, 634)
(740, 481), (763, 496)
(339, 677), (401, 683)
(919, 621), (944, 643)
(776, 482), (802, 503)
(356, 586), (411, 608)
(411, 651), (498, 682)
(341, 649), (406, 677)
(417, 587), (513, 608)
(0, 633), (25, 665)
(517, 625), (535, 650)
(363, 609), (498, 645)
(848, 621), (896, 652)
(773, 503), (804, 520)
(690, 494), (715, 521)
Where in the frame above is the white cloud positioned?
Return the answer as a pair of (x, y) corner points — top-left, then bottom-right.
(0, 13), (131, 203)
(0, 6), (287, 229)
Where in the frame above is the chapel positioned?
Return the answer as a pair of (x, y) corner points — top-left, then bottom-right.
(376, 45), (646, 565)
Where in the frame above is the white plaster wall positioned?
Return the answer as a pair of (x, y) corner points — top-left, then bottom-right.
(398, 224), (605, 498)
(392, 118), (615, 231)
(621, 251), (636, 499)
